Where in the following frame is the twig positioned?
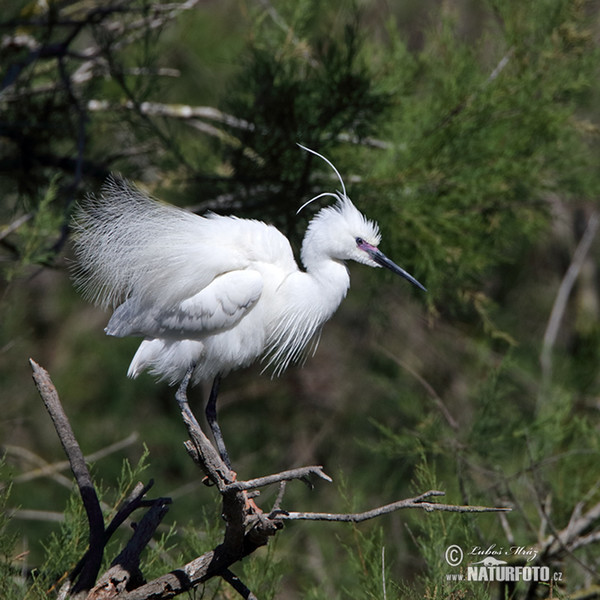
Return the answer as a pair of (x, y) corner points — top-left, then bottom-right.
(28, 359), (513, 599)
(3, 444), (75, 490)
(11, 432), (139, 484)
(221, 568), (259, 600)
(525, 443), (600, 587)
(29, 358), (105, 594)
(0, 213), (32, 242)
(381, 546), (387, 600)
(9, 509), (65, 522)
(540, 211), (600, 392)
(427, 46), (515, 135)
(68, 480), (168, 587)
(86, 100), (393, 151)
(376, 344), (459, 431)
(255, 0), (317, 68)
(271, 481), (287, 514)
(87, 99), (253, 130)
(539, 499), (600, 557)
(279, 490), (510, 522)
(224, 466), (333, 492)
(486, 47), (514, 83)
(104, 480), (156, 541)
(182, 418), (235, 490)
(88, 496), (172, 598)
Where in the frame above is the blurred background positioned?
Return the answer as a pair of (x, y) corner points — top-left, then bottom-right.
(1, 0), (600, 598)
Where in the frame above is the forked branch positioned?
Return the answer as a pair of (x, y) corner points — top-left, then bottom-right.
(29, 359), (510, 600)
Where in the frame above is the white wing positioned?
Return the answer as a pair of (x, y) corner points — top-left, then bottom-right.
(107, 270), (263, 338)
(72, 176), (298, 312)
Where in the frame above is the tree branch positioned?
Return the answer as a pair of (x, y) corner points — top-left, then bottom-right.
(11, 432), (139, 484)
(221, 568), (259, 600)
(29, 359), (512, 599)
(29, 358), (105, 594)
(224, 465), (333, 492)
(87, 496), (172, 599)
(540, 211), (600, 391)
(279, 490), (510, 523)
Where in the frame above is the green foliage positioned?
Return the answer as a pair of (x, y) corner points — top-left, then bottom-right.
(2, 0), (600, 598)
(360, 1), (600, 315)
(0, 469), (26, 600)
(27, 493), (89, 599)
(176, 497), (224, 560)
(339, 527), (394, 600)
(220, 3), (392, 233)
(2, 177), (65, 281)
(0, 450), (190, 598)
(240, 539), (284, 600)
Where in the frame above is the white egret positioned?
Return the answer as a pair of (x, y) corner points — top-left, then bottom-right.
(72, 147), (426, 466)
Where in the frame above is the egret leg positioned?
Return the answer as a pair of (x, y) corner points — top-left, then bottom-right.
(175, 365), (201, 429)
(205, 375), (232, 469)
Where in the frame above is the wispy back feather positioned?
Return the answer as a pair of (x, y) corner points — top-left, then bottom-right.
(71, 176), (243, 309)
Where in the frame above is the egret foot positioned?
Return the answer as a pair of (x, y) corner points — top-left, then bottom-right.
(206, 374), (233, 469)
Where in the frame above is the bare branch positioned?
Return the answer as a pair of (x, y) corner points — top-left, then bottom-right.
(271, 481), (287, 514)
(86, 99), (394, 151)
(221, 568), (259, 600)
(88, 497), (172, 599)
(29, 358), (105, 594)
(224, 466), (333, 492)
(118, 514), (282, 600)
(104, 481), (156, 541)
(28, 359), (512, 600)
(181, 418), (235, 490)
(279, 490), (510, 523)
(376, 344), (459, 431)
(540, 499), (600, 557)
(0, 213), (32, 242)
(3, 444), (75, 490)
(486, 47), (515, 83)
(9, 509), (65, 522)
(540, 211), (600, 390)
(87, 99), (254, 130)
(11, 432), (139, 484)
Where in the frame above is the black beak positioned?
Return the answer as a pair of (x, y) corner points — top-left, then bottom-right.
(367, 247), (427, 292)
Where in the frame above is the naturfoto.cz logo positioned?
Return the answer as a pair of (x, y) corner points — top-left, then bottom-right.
(444, 544), (563, 583)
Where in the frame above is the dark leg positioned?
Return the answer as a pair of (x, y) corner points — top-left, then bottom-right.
(205, 374), (232, 469)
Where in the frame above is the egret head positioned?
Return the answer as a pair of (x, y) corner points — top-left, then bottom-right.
(303, 194), (426, 291)
(298, 144), (426, 291)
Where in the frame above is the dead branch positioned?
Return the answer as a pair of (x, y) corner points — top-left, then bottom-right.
(224, 465), (333, 492)
(86, 98), (392, 150)
(539, 498), (600, 558)
(30, 359), (105, 594)
(87, 100), (254, 131)
(87, 496), (171, 598)
(3, 444), (75, 490)
(29, 358), (510, 599)
(29, 361), (173, 598)
(9, 509), (65, 523)
(278, 490), (510, 523)
(221, 568), (259, 600)
(10, 433), (139, 484)
(540, 211), (600, 390)
(376, 344), (459, 431)
(0, 213), (32, 242)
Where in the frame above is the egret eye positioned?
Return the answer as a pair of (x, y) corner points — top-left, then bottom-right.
(356, 237), (365, 246)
